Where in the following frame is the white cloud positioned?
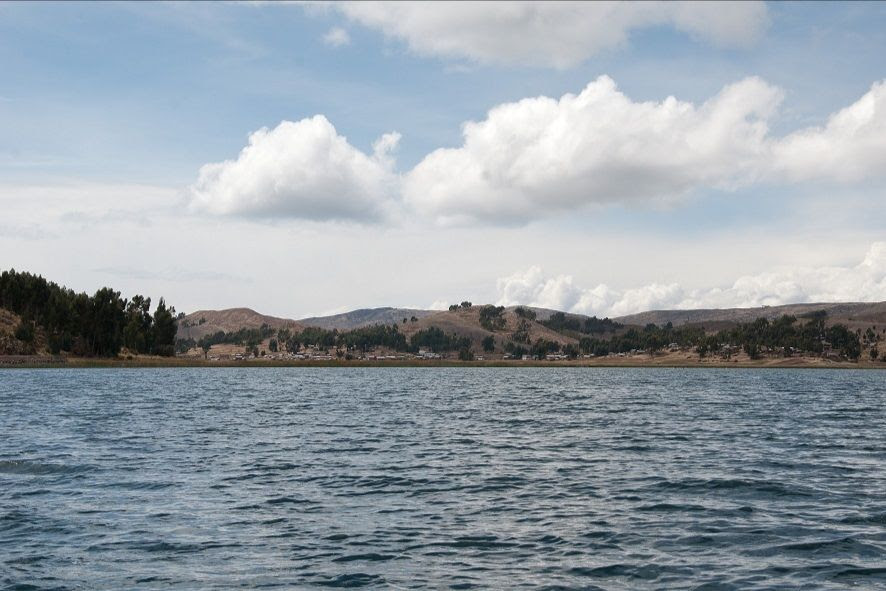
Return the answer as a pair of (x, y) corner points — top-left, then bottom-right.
(189, 77), (886, 225)
(188, 115), (400, 222)
(404, 76), (886, 225)
(773, 80), (886, 182)
(334, 1), (769, 68)
(323, 26), (351, 48)
(428, 299), (450, 311)
(496, 243), (886, 317)
(404, 75), (782, 224)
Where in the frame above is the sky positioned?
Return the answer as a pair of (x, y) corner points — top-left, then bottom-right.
(1, 1), (886, 319)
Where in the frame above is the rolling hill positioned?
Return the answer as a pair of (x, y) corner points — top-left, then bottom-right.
(297, 308), (437, 330)
(613, 301), (886, 331)
(179, 308), (303, 340)
(176, 301), (886, 352)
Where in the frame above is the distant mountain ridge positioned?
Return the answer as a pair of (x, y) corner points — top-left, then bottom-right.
(614, 301), (886, 330)
(179, 301), (886, 340)
(297, 308), (438, 330)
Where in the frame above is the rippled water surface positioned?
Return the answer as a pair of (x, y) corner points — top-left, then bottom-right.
(2, 368), (886, 590)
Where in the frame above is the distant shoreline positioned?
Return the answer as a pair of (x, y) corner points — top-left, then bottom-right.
(2, 355), (883, 370)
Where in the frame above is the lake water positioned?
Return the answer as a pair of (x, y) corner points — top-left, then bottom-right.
(1, 368), (885, 590)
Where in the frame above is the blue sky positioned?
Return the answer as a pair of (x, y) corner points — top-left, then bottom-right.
(1, 2), (885, 317)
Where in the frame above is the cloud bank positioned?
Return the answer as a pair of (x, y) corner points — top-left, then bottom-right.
(496, 243), (886, 318)
(190, 77), (886, 225)
(334, 1), (770, 68)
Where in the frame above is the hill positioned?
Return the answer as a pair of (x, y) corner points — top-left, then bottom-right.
(297, 308), (437, 330)
(179, 301), (886, 350)
(614, 301), (886, 331)
(397, 306), (578, 350)
(179, 308), (303, 340)
(0, 308), (34, 355)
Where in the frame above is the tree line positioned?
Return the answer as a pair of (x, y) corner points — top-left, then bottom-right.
(0, 269), (177, 356)
(574, 314), (863, 360)
(541, 311), (622, 335)
(184, 323), (474, 357)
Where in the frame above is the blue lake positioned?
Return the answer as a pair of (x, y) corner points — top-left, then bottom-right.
(1, 368), (885, 589)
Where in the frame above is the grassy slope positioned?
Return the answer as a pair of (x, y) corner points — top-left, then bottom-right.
(615, 301), (886, 329)
(179, 308), (303, 341)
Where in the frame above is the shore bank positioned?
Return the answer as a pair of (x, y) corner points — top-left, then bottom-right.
(2, 354), (884, 369)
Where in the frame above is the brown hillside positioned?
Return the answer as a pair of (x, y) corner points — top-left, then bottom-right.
(398, 306), (578, 350)
(298, 308), (437, 330)
(0, 308), (19, 336)
(179, 308), (302, 340)
(615, 301), (886, 330)
(0, 307), (39, 355)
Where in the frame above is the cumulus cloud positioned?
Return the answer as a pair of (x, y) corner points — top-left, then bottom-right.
(496, 243), (886, 317)
(189, 116), (400, 222)
(323, 26), (351, 48)
(404, 77), (886, 225)
(404, 75), (782, 224)
(334, 1), (769, 68)
(773, 80), (886, 182)
(190, 77), (886, 225)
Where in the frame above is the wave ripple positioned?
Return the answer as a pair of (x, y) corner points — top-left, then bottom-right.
(2, 367), (885, 589)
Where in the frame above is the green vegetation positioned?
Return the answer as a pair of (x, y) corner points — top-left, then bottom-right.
(478, 305), (506, 331)
(511, 318), (531, 344)
(410, 326), (471, 353)
(336, 324), (408, 352)
(514, 306), (536, 320)
(188, 322), (473, 357)
(0, 269), (177, 357)
(541, 311), (622, 335)
(190, 324), (276, 354)
(574, 314), (863, 361)
(2, 270), (871, 365)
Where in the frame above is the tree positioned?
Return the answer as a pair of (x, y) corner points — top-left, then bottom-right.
(458, 347), (474, 361)
(512, 319), (531, 344)
(871, 346), (879, 361)
(152, 298), (177, 357)
(514, 306), (536, 321)
(448, 304), (458, 312)
(482, 335), (495, 352)
(479, 305), (506, 331)
(88, 287), (126, 357)
(743, 342), (760, 360)
(14, 319), (34, 343)
(201, 340), (212, 359)
(504, 342), (528, 358)
(460, 301), (472, 309)
(697, 342), (708, 358)
(123, 295), (152, 354)
(269, 338), (278, 353)
(0, 268), (179, 358)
